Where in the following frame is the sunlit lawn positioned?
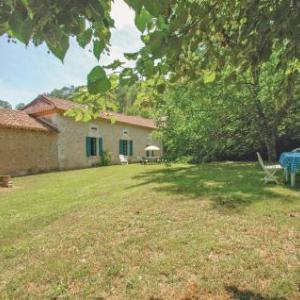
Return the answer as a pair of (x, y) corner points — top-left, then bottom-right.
(0, 162), (299, 299)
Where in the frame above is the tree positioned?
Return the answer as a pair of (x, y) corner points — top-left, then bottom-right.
(245, 46), (300, 161)
(15, 103), (25, 110)
(157, 48), (300, 162)
(1, 0), (113, 92)
(1, 0), (300, 160)
(67, 76), (158, 118)
(0, 100), (12, 109)
(2, 1), (299, 94)
(48, 86), (77, 99)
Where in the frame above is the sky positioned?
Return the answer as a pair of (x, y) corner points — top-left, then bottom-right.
(0, 0), (143, 108)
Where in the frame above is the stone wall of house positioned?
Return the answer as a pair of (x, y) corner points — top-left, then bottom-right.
(0, 128), (59, 176)
(42, 113), (161, 170)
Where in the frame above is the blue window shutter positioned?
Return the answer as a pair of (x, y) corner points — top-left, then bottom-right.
(129, 140), (133, 156)
(86, 137), (91, 157)
(123, 140), (126, 155)
(119, 140), (123, 154)
(99, 138), (103, 156)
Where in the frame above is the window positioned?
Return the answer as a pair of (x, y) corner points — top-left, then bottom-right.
(122, 129), (129, 139)
(91, 138), (97, 156)
(146, 150), (154, 157)
(119, 140), (128, 155)
(86, 137), (97, 157)
(98, 137), (103, 156)
(145, 145), (154, 157)
(119, 139), (133, 156)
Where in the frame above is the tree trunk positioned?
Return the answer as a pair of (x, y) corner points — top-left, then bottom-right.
(250, 65), (278, 162)
(264, 130), (277, 162)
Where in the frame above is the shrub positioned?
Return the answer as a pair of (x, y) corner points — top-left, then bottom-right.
(101, 151), (112, 166)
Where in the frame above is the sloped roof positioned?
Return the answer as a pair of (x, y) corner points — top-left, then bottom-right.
(0, 109), (55, 132)
(99, 111), (156, 129)
(22, 95), (78, 115)
(23, 95), (156, 129)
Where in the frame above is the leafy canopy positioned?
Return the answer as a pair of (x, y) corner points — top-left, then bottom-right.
(2, 0), (300, 94)
(157, 47), (300, 162)
(0, 100), (12, 109)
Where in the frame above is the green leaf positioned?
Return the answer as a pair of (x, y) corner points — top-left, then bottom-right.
(157, 83), (166, 93)
(93, 39), (105, 60)
(148, 31), (166, 58)
(0, 22), (9, 35)
(94, 20), (111, 42)
(124, 52), (139, 60)
(21, 18), (33, 44)
(157, 15), (168, 31)
(143, 59), (156, 77)
(119, 68), (139, 86)
(77, 28), (93, 48)
(203, 70), (216, 83)
(124, 0), (142, 13)
(8, 0), (32, 44)
(169, 8), (188, 32)
(143, 0), (160, 17)
(135, 7), (152, 32)
(75, 111), (83, 122)
(88, 0), (104, 17)
(104, 59), (124, 70)
(110, 115), (117, 124)
(46, 34), (70, 62)
(143, 0), (170, 17)
(87, 66), (111, 94)
(82, 111), (92, 122)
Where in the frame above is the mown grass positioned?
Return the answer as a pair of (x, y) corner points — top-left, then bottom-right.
(0, 162), (299, 299)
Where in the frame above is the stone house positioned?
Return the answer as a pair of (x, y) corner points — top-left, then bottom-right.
(0, 96), (160, 176)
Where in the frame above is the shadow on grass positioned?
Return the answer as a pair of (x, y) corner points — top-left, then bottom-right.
(226, 285), (286, 300)
(128, 162), (298, 212)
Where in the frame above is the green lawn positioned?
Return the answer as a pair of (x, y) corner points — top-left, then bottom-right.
(0, 163), (299, 299)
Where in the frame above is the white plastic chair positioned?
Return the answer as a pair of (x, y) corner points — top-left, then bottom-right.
(119, 154), (128, 165)
(256, 152), (282, 184)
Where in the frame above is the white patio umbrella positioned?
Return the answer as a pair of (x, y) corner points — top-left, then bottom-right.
(144, 145), (160, 151)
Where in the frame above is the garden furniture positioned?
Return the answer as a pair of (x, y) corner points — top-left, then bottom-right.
(119, 155), (128, 165)
(256, 152), (282, 184)
(279, 152), (300, 187)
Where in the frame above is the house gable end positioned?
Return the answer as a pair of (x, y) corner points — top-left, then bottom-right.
(22, 96), (56, 116)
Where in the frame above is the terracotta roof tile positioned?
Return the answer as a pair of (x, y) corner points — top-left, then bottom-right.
(24, 95), (157, 129)
(0, 109), (54, 132)
(99, 111), (156, 129)
(22, 97), (54, 115)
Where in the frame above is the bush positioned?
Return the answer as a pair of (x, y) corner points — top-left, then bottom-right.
(101, 151), (112, 166)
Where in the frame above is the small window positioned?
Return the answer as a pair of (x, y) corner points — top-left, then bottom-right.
(86, 137), (97, 157)
(90, 138), (97, 156)
(119, 139), (133, 156)
(123, 129), (129, 139)
(146, 151), (154, 157)
(122, 140), (128, 155)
